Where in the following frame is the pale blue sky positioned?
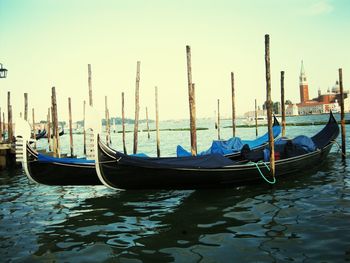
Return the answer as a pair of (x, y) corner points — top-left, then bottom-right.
(0, 0), (349, 122)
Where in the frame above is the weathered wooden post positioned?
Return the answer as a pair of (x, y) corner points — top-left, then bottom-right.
(2, 112), (5, 138)
(51, 87), (60, 157)
(47, 108), (51, 151)
(186, 45), (197, 155)
(339, 68), (346, 160)
(24, 93), (28, 121)
(7, 92), (13, 143)
(231, 72), (236, 137)
(51, 98), (56, 155)
(145, 107), (150, 139)
(217, 99), (221, 140)
(255, 99), (258, 137)
(0, 107), (2, 142)
(133, 61), (141, 154)
(281, 71), (286, 137)
(122, 92), (127, 154)
(8, 105), (12, 143)
(32, 108), (36, 141)
(105, 96), (110, 146)
(155, 86), (160, 157)
(88, 64), (93, 107)
(265, 34), (275, 178)
(68, 97), (74, 157)
(83, 100), (86, 155)
(107, 109), (111, 145)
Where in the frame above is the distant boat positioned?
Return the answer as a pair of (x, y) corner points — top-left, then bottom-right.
(243, 115), (280, 126)
(35, 129), (47, 140)
(41, 128), (64, 139)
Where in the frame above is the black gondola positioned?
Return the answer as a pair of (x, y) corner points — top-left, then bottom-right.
(15, 119), (100, 186)
(35, 129), (47, 140)
(15, 115), (276, 186)
(41, 129), (64, 139)
(23, 144), (100, 185)
(96, 112), (339, 190)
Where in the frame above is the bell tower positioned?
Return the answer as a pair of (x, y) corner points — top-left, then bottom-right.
(299, 60), (309, 103)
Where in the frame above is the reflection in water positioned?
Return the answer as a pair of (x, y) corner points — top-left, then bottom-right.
(0, 153), (350, 262)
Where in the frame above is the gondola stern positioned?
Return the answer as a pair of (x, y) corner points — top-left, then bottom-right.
(95, 134), (125, 191)
(329, 110), (337, 124)
(85, 106), (124, 190)
(272, 114), (280, 127)
(15, 117), (40, 184)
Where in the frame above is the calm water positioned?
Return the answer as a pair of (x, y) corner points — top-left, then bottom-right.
(1, 114), (350, 262)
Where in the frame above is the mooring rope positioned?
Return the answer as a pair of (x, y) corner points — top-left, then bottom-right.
(332, 139), (346, 158)
(250, 160), (276, 184)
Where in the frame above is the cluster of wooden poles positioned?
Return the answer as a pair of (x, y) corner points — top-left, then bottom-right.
(0, 34), (347, 173)
(187, 34), (347, 179)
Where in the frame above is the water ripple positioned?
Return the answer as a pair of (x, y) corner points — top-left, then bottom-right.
(1, 133), (350, 262)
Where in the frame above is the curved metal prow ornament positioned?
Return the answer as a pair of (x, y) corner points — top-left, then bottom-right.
(15, 118), (37, 183)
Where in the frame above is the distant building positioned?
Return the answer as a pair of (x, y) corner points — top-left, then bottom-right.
(299, 60), (309, 103)
(286, 104), (298, 116)
(295, 61), (345, 115)
(244, 109), (266, 118)
(343, 97), (350, 112)
(244, 61), (348, 117)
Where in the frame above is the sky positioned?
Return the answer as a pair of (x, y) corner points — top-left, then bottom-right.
(0, 0), (349, 123)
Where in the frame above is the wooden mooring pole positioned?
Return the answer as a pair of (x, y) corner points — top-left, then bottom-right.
(83, 100), (86, 155)
(105, 96), (110, 146)
(186, 45), (197, 156)
(24, 93), (28, 121)
(88, 64), (93, 107)
(7, 92), (13, 143)
(8, 105), (13, 143)
(265, 34), (275, 178)
(107, 109), (111, 145)
(0, 107), (2, 142)
(68, 97), (74, 157)
(32, 108), (36, 141)
(122, 92), (127, 154)
(51, 104), (56, 155)
(339, 68), (346, 160)
(217, 99), (221, 140)
(47, 108), (51, 151)
(255, 99), (258, 137)
(231, 72), (236, 137)
(2, 112), (5, 139)
(155, 86), (160, 157)
(281, 71), (286, 137)
(51, 87), (60, 157)
(146, 107), (150, 139)
(133, 61), (141, 154)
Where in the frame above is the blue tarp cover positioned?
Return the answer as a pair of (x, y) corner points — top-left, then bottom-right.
(118, 152), (236, 169)
(263, 135), (317, 161)
(38, 153), (95, 164)
(274, 135), (317, 152)
(177, 124), (281, 157)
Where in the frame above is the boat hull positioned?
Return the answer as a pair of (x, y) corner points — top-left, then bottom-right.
(97, 141), (334, 190)
(27, 161), (99, 186)
(26, 144), (101, 186)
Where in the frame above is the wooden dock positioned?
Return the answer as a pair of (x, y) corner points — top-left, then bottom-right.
(0, 143), (15, 170)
